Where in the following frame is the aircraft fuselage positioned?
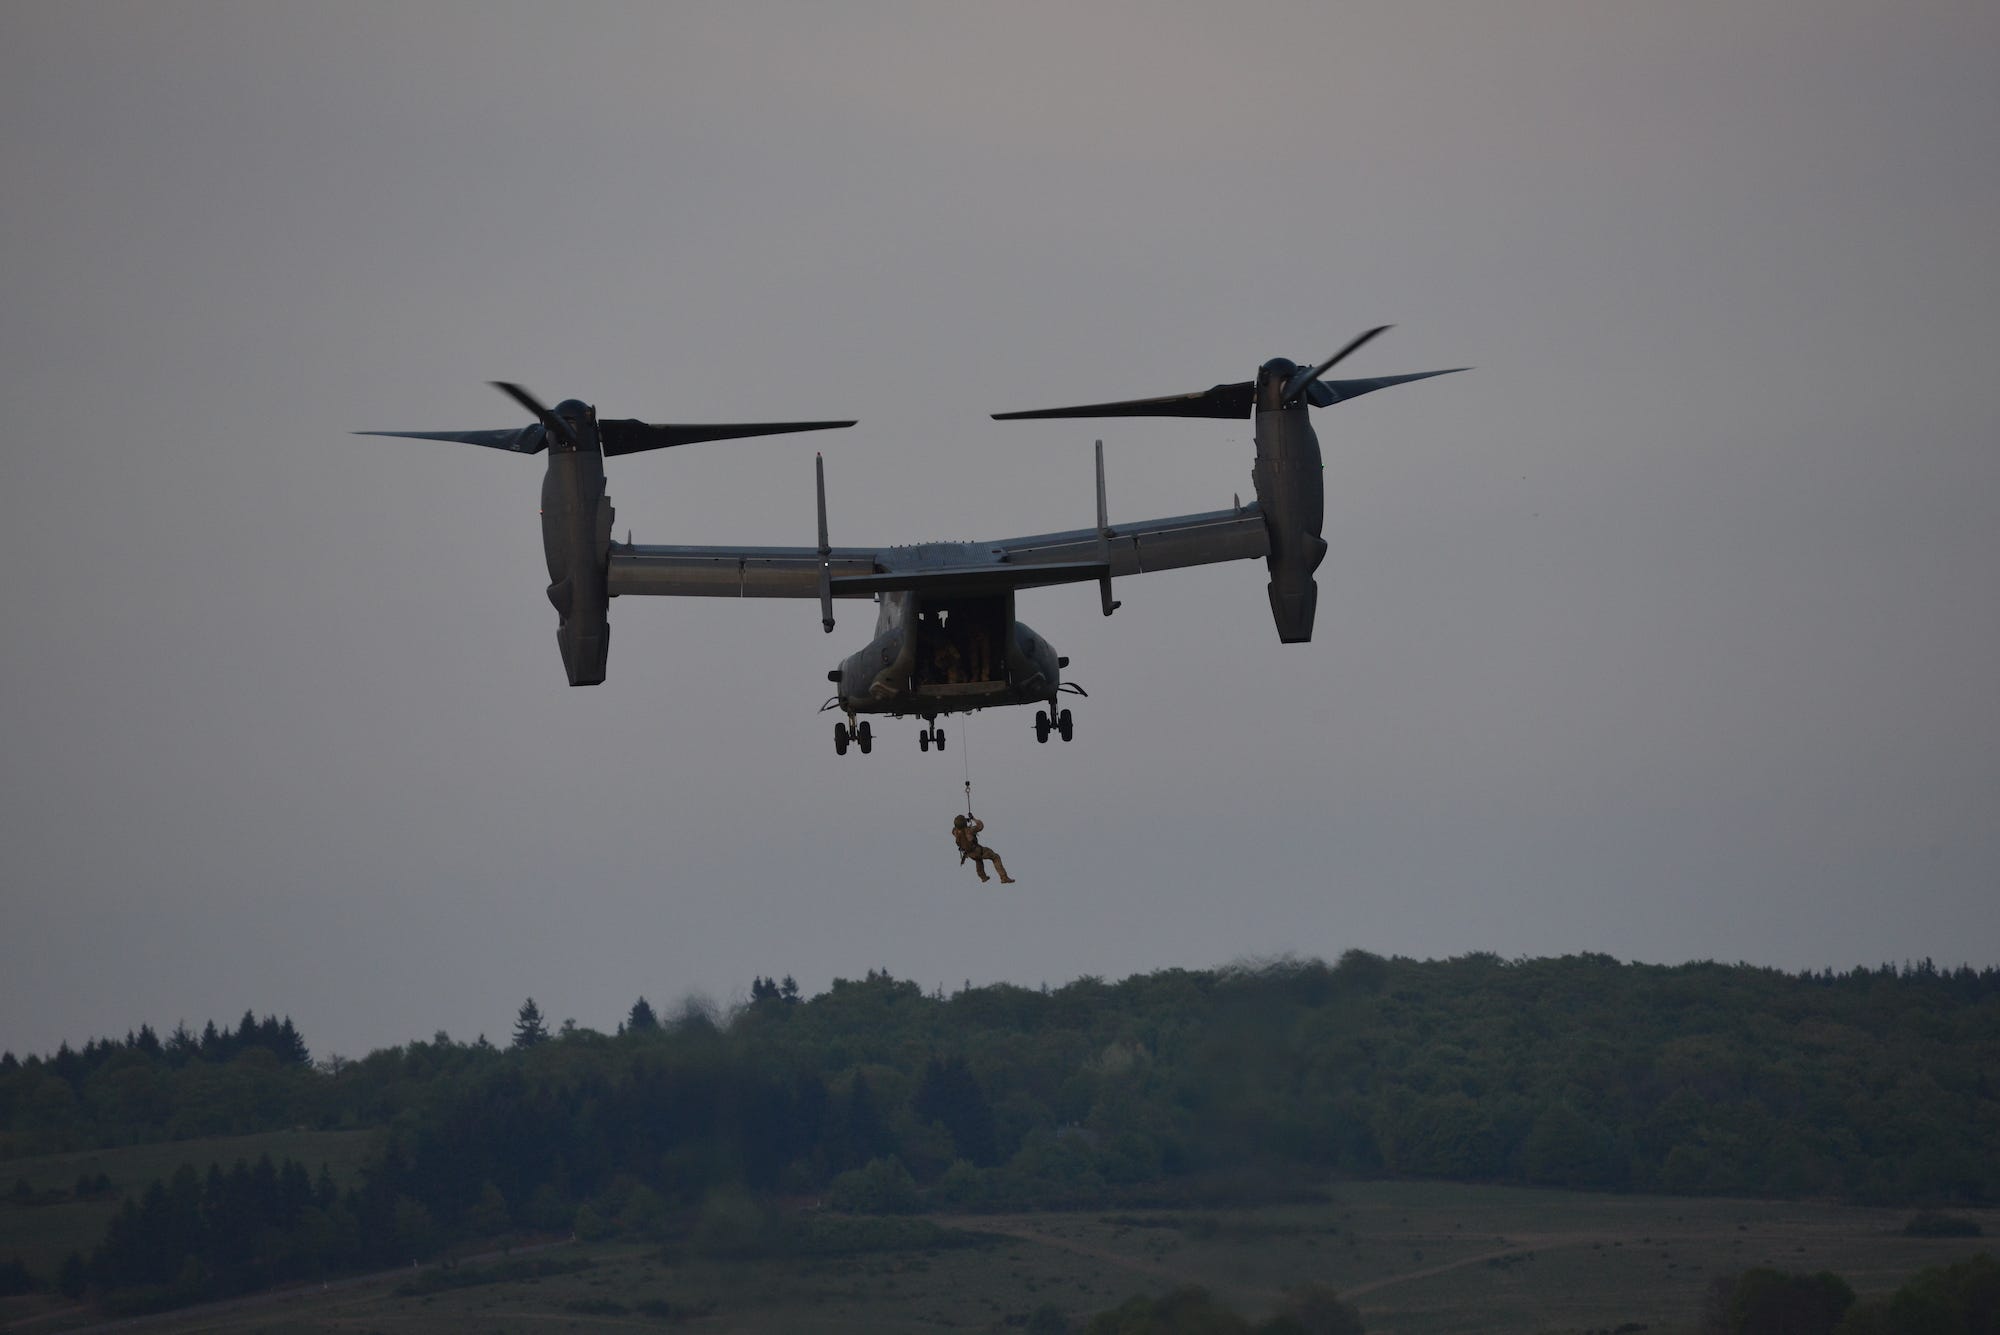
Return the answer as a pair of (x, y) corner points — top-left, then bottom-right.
(830, 585), (1063, 719)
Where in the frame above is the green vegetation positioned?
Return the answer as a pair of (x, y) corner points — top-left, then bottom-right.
(7, 1184), (1987, 1334)
(1083, 1283), (1363, 1333)
(4, 952), (1999, 1319)
(0, 1010), (311, 1156)
(1838, 1252), (2000, 1332)
(1701, 1253), (2000, 1333)
(1700, 1267), (1855, 1334)
(0, 1128), (376, 1281)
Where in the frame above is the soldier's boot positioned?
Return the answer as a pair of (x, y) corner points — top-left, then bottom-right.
(990, 853), (1015, 884)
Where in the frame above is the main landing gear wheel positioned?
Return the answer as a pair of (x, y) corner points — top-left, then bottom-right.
(834, 721), (850, 755)
(1058, 708), (1073, 742)
(1034, 711), (1051, 744)
(919, 721), (946, 751)
(856, 721), (872, 754)
(920, 730), (929, 752)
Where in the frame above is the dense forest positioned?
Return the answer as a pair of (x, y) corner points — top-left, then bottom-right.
(1, 1011), (312, 1153)
(5, 952), (1999, 1310)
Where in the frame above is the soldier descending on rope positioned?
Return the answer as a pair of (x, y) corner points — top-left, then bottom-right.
(952, 812), (1014, 884)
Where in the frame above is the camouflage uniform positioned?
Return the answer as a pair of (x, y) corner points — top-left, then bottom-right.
(952, 815), (1014, 883)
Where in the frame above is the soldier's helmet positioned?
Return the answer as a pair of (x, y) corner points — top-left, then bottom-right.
(953, 814), (967, 828)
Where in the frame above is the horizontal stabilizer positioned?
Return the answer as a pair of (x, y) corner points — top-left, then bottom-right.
(354, 426), (546, 453)
(994, 382), (1254, 422)
(599, 418), (856, 456)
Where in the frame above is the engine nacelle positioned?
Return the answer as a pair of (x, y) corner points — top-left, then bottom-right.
(364, 384), (860, 688)
(1250, 406), (1328, 644)
(539, 439), (613, 686)
(990, 335), (1458, 646)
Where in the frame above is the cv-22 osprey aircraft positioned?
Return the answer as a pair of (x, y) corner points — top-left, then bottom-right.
(362, 328), (1463, 754)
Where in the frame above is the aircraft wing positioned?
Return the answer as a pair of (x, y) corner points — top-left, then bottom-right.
(983, 502), (1270, 583)
(605, 503), (1270, 600)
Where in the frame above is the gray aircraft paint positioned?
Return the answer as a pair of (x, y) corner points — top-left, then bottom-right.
(370, 342), (1457, 747)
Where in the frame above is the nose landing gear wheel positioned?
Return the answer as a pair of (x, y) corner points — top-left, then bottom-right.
(1034, 710), (1051, 744)
(834, 722), (850, 755)
(1058, 708), (1073, 742)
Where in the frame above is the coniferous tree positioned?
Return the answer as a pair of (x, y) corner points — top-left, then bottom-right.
(626, 997), (659, 1031)
(511, 998), (550, 1049)
(275, 1017), (310, 1065)
(51, 1043), (80, 1087)
(841, 1070), (889, 1168)
(913, 1056), (999, 1165)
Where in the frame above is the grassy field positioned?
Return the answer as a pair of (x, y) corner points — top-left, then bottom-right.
(10, 1180), (1989, 1335)
(0, 1129), (380, 1284)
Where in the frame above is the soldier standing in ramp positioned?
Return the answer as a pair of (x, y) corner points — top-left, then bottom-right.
(952, 812), (1015, 884)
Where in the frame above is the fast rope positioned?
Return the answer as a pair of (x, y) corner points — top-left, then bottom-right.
(961, 717), (974, 816)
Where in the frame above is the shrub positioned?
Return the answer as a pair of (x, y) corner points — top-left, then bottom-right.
(828, 1156), (919, 1214)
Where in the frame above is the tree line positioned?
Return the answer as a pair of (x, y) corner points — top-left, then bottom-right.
(7, 952), (2000, 1309)
(1700, 1253), (1999, 1334)
(0, 1011), (311, 1154)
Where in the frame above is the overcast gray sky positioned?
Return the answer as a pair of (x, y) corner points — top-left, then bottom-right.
(4, 1), (1996, 1060)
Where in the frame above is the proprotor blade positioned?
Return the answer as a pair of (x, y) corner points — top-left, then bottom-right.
(491, 381), (581, 449)
(598, 418), (857, 457)
(1282, 325), (1392, 403)
(1307, 367), (1471, 407)
(353, 426), (547, 453)
(993, 381), (1255, 421)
